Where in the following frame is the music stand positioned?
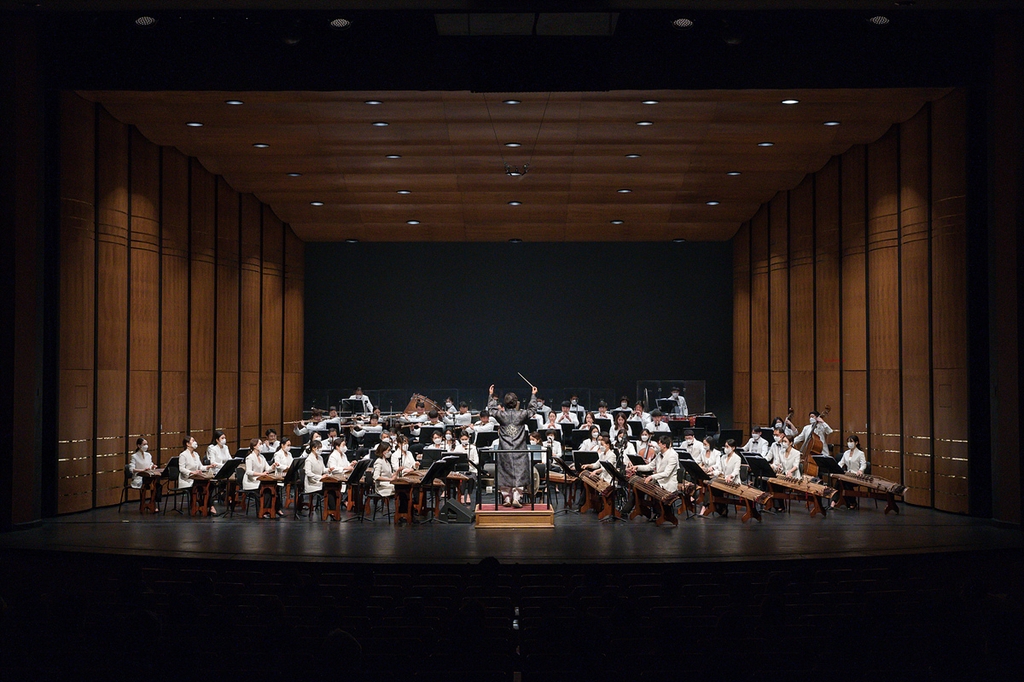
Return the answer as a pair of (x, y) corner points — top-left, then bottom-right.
(324, 421), (341, 434)
(599, 461), (628, 523)
(559, 422), (575, 443)
(342, 398), (366, 414)
(657, 399), (677, 414)
(743, 454), (775, 480)
(594, 417), (612, 434)
(474, 431), (498, 449)
(361, 432), (382, 450)
(813, 454), (844, 476)
(679, 458), (711, 485)
(419, 447), (443, 470)
(342, 458), (372, 522)
(570, 429), (591, 449)
(417, 458), (454, 524)
(574, 451), (599, 470)
(694, 415), (719, 434)
(719, 429), (743, 446)
(419, 425), (443, 444)
(627, 421), (643, 438)
(627, 454), (646, 467)
(214, 458), (243, 480)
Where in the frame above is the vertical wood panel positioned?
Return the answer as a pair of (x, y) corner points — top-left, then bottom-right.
(788, 176), (817, 435)
(160, 148), (189, 464)
(732, 221), (751, 432)
(127, 129), (160, 456)
(749, 206), (770, 425)
(841, 146), (868, 451)
(239, 194), (262, 440)
(57, 93), (95, 513)
(283, 228), (305, 424)
(768, 193), (789, 420)
(93, 109), (130, 507)
(814, 157), (842, 443)
(931, 90), (969, 513)
(215, 178), (240, 448)
(900, 106), (934, 507)
(867, 128), (902, 481)
(188, 159), (216, 447)
(260, 206), (284, 437)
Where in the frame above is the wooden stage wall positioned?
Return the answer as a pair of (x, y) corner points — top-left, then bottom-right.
(732, 90), (968, 513)
(57, 93), (305, 513)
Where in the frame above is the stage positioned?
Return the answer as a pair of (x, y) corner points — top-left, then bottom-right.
(1, 502), (1017, 565)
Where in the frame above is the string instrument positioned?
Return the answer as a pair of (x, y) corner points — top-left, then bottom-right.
(831, 472), (907, 514)
(402, 394), (445, 416)
(803, 404), (831, 477)
(704, 476), (771, 523)
(579, 470), (616, 519)
(767, 475), (838, 518)
(627, 475), (680, 526)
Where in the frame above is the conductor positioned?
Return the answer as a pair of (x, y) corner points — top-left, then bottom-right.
(487, 383), (539, 508)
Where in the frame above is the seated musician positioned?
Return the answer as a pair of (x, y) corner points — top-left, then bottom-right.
(628, 402), (651, 428)
(391, 435), (417, 474)
(302, 439), (326, 506)
(765, 426), (786, 467)
(304, 431), (324, 455)
(327, 405), (341, 422)
(742, 427), (769, 457)
(406, 401), (429, 424)
(679, 429), (705, 461)
(578, 427), (602, 452)
(648, 410), (671, 434)
(128, 437), (160, 502)
(321, 424), (341, 451)
(466, 412), (495, 437)
(261, 428), (282, 456)
(772, 414), (799, 439)
(274, 436), (295, 498)
(668, 386), (688, 416)
(349, 387), (374, 413)
(180, 436), (216, 513)
(838, 434), (867, 474)
(371, 443), (395, 498)
(776, 434), (802, 478)
(542, 410), (561, 434)
(694, 436), (721, 476)
(613, 429), (637, 460)
(446, 402), (473, 428)
(443, 396), (457, 415)
(543, 429), (564, 464)
(243, 437), (274, 517)
(325, 438), (353, 478)
(458, 432), (479, 503)
(350, 413), (383, 447)
(580, 411), (598, 433)
(615, 396), (632, 415)
(568, 394), (586, 424)
(581, 435), (617, 484)
(442, 429), (464, 453)
(626, 433), (680, 497)
(595, 400), (614, 425)
(609, 413), (630, 441)
(535, 396), (552, 422)
(555, 401), (579, 427)
(636, 429), (659, 464)
(423, 409), (446, 433)
(793, 410), (834, 455)
(295, 408), (328, 437)
(718, 440), (742, 483)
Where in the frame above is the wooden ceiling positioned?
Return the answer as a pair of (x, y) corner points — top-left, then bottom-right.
(82, 88), (950, 241)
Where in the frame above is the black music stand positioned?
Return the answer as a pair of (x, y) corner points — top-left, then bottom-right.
(694, 415), (719, 435)
(416, 458), (454, 524)
(474, 431), (498, 449)
(214, 458), (243, 480)
(343, 457), (373, 522)
(420, 447), (443, 469)
(418, 425), (443, 444)
(657, 399), (677, 415)
(342, 398), (366, 414)
(627, 421), (643, 438)
(813, 454), (844, 475)
(743, 454), (776, 482)
(361, 432), (382, 450)
(571, 451), (600, 511)
(594, 417), (612, 434)
(552, 455), (579, 515)
(559, 422), (575, 443)
(599, 461), (629, 523)
(570, 429), (591, 449)
(679, 457), (711, 485)
(627, 454), (646, 467)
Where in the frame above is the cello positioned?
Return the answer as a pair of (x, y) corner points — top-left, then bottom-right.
(803, 404), (831, 478)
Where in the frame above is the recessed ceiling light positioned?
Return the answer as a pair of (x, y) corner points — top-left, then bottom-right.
(371, 121), (389, 127)
(185, 122), (203, 127)
(503, 99), (521, 105)
(385, 154), (401, 159)
(406, 220), (420, 225)
(397, 190), (411, 195)
(617, 189), (632, 194)
(330, 18), (352, 30)
(135, 16), (157, 27)
(781, 99), (799, 105)
(225, 99), (244, 106)
(757, 142), (774, 147)
(345, 238), (359, 243)
(672, 18), (694, 30)
(364, 100), (383, 105)
(505, 142), (522, 148)
(706, 201), (721, 206)
(253, 143), (270, 148)
(824, 120), (841, 126)
(673, 238), (687, 243)
(625, 153), (641, 158)
(641, 100), (659, 105)
(727, 171), (741, 176)
(869, 15), (890, 25)
(508, 201), (522, 206)
(287, 172), (302, 177)
(508, 238), (523, 244)
(310, 201), (324, 206)
(636, 121), (654, 126)
(610, 220), (624, 225)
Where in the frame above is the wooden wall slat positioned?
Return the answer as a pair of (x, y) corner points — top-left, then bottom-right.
(283, 228), (305, 424)
(899, 105), (934, 507)
(768, 193), (789, 420)
(128, 128), (160, 452)
(160, 148), (190, 464)
(930, 90), (969, 513)
(188, 159), (216, 447)
(788, 176), (816, 438)
(260, 206), (284, 437)
(749, 205), (770, 425)
(732, 221), (751, 432)
(814, 157), (842, 444)
(840, 145), (868, 451)
(57, 93), (96, 513)
(239, 194), (262, 438)
(866, 128), (902, 481)
(215, 178), (240, 448)
(94, 109), (130, 507)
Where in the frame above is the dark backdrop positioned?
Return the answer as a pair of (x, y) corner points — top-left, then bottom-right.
(304, 240), (733, 422)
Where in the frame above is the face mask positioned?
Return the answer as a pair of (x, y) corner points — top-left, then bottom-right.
(725, 447), (733, 454)
(848, 442), (855, 449)
(571, 400), (578, 406)
(621, 401), (628, 407)
(547, 435), (554, 441)
(641, 435), (649, 442)
(774, 435), (782, 443)
(219, 438), (227, 445)
(433, 439), (442, 446)
(592, 433), (600, 440)
(141, 444), (148, 452)
(461, 441), (469, 448)
(445, 433), (452, 440)
(672, 392), (679, 397)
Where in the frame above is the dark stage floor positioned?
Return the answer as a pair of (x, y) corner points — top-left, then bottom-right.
(1, 501), (1018, 565)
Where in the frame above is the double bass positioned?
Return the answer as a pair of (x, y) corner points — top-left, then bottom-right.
(803, 404), (831, 478)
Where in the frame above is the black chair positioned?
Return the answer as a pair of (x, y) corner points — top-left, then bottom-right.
(117, 465), (139, 512)
(161, 457), (191, 515)
(362, 466), (393, 523)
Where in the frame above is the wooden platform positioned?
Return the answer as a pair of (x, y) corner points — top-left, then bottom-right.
(475, 503), (554, 528)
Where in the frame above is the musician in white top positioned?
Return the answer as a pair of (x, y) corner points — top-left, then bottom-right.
(350, 414), (384, 441)
(242, 437), (271, 492)
(628, 402), (651, 428)
(390, 435), (416, 474)
(260, 428), (282, 456)
(128, 437), (158, 490)
(446, 402), (474, 427)
(371, 443), (395, 497)
(443, 397), (457, 415)
(609, 413), (631, 442)
(302, 440), (326, 494)
(628, 434), (679, 494)
(594, 401), (614, 426)
(555, 402), (579, 427)
(581, 435), (617, 484)
(349, 387), (374, 413)
(206, 431), (233, 474)
(838, 435), (867, 474)
(325, 438), (352, 477)
(466, 412), (495, 436)
(679, 429), (705, 461)
(535, 396), (552, 421)
(577, 428), (602, 452)
(776, 434), (802, 478)
(273, 436), (295, 479)
(648, 410), (671, 433)
(793, 410), (834, 457)
(667, 387), (688, 417)
(178, 435), (211, 492)
(718, 440), (742, 484)
(295, 409), (328, 436)
(635, 430), (659, 464)
(742, 427), (769, 457)
(695, 437), (721, 476)
(765, 427), (787, 466)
